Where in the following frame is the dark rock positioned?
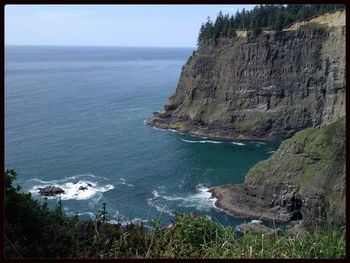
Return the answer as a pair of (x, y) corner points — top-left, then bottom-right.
(87, 183), (92, 187)
(79, 186), (88, 191)
(147, 12), (345, 228)
(38, 186), (65, 196)
(210, 117), (345, 226)
(290, 210), (303, 221)
(147, 19), (345, 141)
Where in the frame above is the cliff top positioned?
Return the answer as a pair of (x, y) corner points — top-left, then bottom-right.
(230, 10), (345, 38)
(284, 10), (345, 30)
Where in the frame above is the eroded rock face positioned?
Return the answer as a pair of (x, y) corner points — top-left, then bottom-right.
(148, 12), (345, 227)
(211, 117), (345, 226)
(147, 20), (345, 141)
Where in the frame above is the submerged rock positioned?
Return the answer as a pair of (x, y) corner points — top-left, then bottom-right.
(38, 186), (65, 196)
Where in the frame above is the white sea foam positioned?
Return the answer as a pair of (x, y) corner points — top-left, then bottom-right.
(152, 204), (175, 216)
(180, 138), (222, 144)
(267, 150), (276, 154)
(253, 141), (266, 146)
(152, 126), (167, 132)
(231, 141), (245, 146)
(110, 217), (149, 226)
(118, 177), (135, 187)
(146, 197), (174, 216)
(149, 185), (217, 212)
(250, 219), (263, 224)
(152, 190), (160, 198)
(27, 173), (107, 184)
(28, 174), (114, 201)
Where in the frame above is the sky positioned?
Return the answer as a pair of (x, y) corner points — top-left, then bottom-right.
(5, 4), (256, 47)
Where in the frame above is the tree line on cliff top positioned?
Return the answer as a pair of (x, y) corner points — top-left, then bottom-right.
(198, 4), (345, 43)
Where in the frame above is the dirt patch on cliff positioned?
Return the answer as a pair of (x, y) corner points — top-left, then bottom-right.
(285, 10), (345, 30)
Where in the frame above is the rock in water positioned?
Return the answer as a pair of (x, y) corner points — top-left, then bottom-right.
(38, 186), (65, 196)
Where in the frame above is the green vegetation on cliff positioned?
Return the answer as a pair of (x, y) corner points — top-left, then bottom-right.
(4, 169), (345, 258)
(245, 117), (345, 225)
(198, 4), (345, 42)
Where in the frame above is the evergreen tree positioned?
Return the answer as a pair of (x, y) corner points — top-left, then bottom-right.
(196, 4), (345, 45)
(213, 11), (224, 38)
(97, 202), (108, 223)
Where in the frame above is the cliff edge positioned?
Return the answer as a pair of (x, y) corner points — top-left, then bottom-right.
(147, 10), (345, 141)
(147, 11), (346, 227)
(210, 117), (345, 225)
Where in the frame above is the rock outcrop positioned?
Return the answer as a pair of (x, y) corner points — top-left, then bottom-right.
(147, 11), (346, 227)
(38, 186), (65, 197)
(210, 117), (345, 226)
(147, 11), (345, 141)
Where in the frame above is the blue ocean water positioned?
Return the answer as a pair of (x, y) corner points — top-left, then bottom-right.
(5, 46), (280, 226)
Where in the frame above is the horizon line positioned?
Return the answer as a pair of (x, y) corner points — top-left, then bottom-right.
(5, 44), (197, 49)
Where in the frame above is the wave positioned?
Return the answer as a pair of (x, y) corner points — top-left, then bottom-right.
(146, 197), (175, 217)
(148, 184), (217, 212)
(267, 150), (276, 154)
(28, 174), (114, 201)
(117, 177), (135, 187)
(27, 173), (108, 184)
(180, 138), (222, 144)
(110, 218), (149, 226)
(151, 126), (178, 133)
(231, 141), (245, 146)
(252, 141), (266, 146)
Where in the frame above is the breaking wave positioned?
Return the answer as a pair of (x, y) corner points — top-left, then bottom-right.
(147, 184), (217, 214)
(27, 174), (114, 201)
(180, 138), (222, 144)
(117, 177), (135, 187)
(231, 141), (245, 146)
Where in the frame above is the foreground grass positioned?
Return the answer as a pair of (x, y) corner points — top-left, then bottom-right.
(5, 169), (346, 259)
(128, 214), (345, 259)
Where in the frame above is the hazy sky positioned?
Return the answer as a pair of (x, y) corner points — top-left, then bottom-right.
(5, 4), (256, 47)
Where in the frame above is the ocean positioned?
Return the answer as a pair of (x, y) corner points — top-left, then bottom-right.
(5, 45), (280, 226)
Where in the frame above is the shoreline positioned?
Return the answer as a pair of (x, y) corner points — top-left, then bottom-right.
(147, 115), (290, 224)
(146, 115), (284, 142)
(209, 184), (291, 223)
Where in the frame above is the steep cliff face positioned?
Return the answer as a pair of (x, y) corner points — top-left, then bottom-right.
(210, 117), (345, 226)
(147, 11), (345, 141)
(147, 11), (346, 227)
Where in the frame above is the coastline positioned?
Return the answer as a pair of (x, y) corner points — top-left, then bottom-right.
(208, 184), (290, 223)
(146, 114), (285, 142)
(146, 114), (290, 224)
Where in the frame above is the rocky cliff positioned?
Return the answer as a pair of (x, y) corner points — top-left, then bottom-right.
(147, 11), (346, 227)
(210, 117), (345, 226)
(147, 11), (345, 141)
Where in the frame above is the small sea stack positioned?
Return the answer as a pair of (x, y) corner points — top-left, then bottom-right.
(38, 186), (65, 197)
